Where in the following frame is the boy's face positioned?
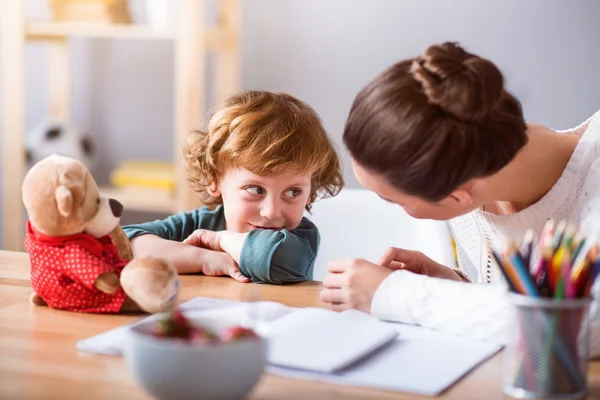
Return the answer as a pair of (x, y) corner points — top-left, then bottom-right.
(214, 168), (312, 233)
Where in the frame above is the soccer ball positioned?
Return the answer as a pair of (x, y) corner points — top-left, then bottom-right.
(26, 119), (98, 173)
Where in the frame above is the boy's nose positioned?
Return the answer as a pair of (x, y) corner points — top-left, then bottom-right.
(260, 199), (281, 220)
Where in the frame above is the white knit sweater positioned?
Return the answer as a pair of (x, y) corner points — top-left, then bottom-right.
(371, 110), (600, 357)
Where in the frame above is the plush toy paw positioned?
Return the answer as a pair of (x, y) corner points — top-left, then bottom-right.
(108, 224), (133, 261)
(120, 257), (180, 314)
(94, 272), (121, 295)
(29, 292), (48, 306)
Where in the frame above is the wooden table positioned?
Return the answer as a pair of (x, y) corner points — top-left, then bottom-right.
(1, 250), (600, 400)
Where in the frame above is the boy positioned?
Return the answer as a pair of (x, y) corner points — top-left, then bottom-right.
(124, 91), (344, 284)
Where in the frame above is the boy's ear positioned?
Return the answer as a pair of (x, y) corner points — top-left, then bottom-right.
(207, 182), (220, 197)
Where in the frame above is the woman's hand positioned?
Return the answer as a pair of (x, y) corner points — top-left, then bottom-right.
(320, 248), (463, 313)
(378, 247), (463, 281)
(320, 259), (394, 313)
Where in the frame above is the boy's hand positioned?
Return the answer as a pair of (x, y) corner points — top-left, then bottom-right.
(185, 229), (247, 264)
(183, 229), (222, 251)
(199, 249), (249, 283)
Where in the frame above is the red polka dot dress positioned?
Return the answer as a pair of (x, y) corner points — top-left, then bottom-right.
(24, 221), (128, 313)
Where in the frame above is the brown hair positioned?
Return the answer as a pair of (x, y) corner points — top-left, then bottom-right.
(343, 42), (528, 202)
(185, 90), (344, 211)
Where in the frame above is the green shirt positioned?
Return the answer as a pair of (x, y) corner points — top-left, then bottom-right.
(122, 206), (319, 284)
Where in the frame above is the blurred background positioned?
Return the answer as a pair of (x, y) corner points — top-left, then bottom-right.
(1, 0), (600, 258)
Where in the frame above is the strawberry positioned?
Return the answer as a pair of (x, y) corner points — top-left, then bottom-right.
(151, 323), (166, 338)
(219, 325), (258, 342)
(189, 327), (219, 345)
(153, 309), (192, 339)
(170, 309), (191, 329)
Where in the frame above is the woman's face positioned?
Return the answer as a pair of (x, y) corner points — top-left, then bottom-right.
(351, 159), (479, 221)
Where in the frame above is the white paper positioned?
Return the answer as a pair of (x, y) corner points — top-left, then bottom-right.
(269, 322), (501, 396)
(265, 308), (398, 373)
(76, 297), (502, 396)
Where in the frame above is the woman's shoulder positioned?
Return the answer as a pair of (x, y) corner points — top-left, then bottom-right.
(556, 109), (600, 136)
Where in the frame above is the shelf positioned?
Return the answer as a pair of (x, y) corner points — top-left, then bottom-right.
(25, 21), (175, 40)
(1, 0), (239, 250)
(99, 186), (176, 214)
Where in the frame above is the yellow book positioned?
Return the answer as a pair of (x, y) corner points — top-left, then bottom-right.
(110, 160), (175, 191)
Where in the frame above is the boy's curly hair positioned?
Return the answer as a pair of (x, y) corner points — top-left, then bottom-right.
(184, 91), (344, 212)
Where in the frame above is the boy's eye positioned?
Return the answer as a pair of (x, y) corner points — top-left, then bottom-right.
(245, 186), (265, 195)
(283, 189), (302, 198)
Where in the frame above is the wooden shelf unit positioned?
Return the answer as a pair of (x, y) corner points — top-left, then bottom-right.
(26, 21), (175, 40)
(0, 0), (241, 250)
(98, 186), (178, 214)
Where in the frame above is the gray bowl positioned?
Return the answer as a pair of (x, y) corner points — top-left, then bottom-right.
(124, 316), (267, 400)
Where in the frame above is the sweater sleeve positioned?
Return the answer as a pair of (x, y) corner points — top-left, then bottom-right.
(371, 270), (600, 359)
(371, 270), (510, 344)
(238, 217), (319, 284)
(122, 207), (224, 242)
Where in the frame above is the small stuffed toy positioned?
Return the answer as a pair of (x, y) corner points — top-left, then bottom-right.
(26, 118), (98, 173)
(22, 154), (180, 314)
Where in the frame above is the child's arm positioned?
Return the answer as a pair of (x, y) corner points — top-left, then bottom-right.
(239, 217), (319, 284)
(129, 234), (247, 282)
(184, 217), (319, 285)
(123, 208), (249, 282)
(182, 229), (245, 263)
(123, 208), (222, 243)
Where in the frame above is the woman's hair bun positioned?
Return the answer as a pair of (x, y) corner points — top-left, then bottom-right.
(410, 41), (504, 122)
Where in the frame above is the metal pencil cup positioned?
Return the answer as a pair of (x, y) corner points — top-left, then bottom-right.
(503, 294), (591, 399)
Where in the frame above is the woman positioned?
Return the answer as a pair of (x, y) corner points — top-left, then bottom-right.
(321, 42), (600, 352)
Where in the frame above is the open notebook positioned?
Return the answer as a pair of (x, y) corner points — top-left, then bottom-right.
(77, 297), (502, 396)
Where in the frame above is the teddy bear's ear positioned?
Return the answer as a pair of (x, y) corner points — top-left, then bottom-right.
(55, 185), (73, 217)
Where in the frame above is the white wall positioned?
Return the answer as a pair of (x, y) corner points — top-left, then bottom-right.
(1, 0), (600, 246)
(307, 188), (456, 280)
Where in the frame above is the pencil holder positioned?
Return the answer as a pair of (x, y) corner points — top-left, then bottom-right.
(503, 294), (591, 399)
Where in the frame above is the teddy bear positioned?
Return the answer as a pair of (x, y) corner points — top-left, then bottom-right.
(22, 154), (180, 314)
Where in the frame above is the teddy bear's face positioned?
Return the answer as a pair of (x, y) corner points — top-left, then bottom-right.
(23, 155), (122, 237)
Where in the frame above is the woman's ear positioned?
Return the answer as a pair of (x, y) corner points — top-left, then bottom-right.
(448, 190), (473, 206)
(446, 182), (475, 207)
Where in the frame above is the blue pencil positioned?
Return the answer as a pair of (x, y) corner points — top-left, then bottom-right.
(506, 240), (539, 297)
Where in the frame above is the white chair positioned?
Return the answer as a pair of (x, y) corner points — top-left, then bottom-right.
(306, 188), (456, 281)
